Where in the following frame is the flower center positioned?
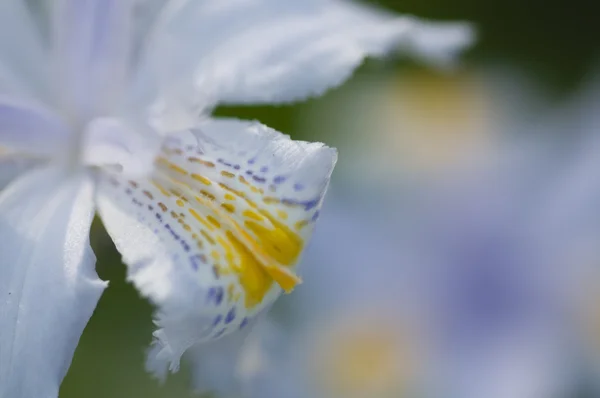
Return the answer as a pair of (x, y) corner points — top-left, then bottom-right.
(80, 117), (161, 177)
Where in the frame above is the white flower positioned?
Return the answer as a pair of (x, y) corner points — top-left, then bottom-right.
(0, 0), (474, 396)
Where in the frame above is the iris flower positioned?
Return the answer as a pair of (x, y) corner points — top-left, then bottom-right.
(0, 0), (473, 396)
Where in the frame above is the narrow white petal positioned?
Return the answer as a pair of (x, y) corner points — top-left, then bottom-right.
(0, 167), (106, 398)
(52, 0), (134, 117)
(147, 0), (474, 107)
(0, 1), (51, 100)
(0, 153), (44, 190)
(0, 98), (70, 156)
(96, 118), (336, 379)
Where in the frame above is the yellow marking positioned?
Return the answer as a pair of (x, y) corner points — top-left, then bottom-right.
(295, 220), (309, 231)
(227, 283), (235, 303)
(263, 197), (280, 204)
(155, 157), (169, 166)
(211, 250), (220, 261)
(250, 186), (261, 194)
(243, 210), (264, 221)
(223, 231), (274, 308)
(207, 215), (222, 229)
(188, 157), (215, 168)
(143, 190), (154, 199)
(168, 162), (188, 175)
(221, 203), (236, 213)
(200, 229), (216, 245)
(198, 190), (215, 201)
(219, 183), (258, 208)
(152, 181), (172, 197)
(239, 176), (249, 185)
(170, 211), (178, 219)
(224, 193), (236, 201)
(221, 170), (236, 178)
(158, 203), (167, 212)
(191, 173), (212, 186)
(189, 208), (215, 231)
(264, 265), (302, 293)
(128, 180), (138, 188)
(183, 224), (191, 232)
(176, 199), (185, 207)
(244, 209), (304, 266)
(277, 210), (289, 220)
(169, 187), (182, 197)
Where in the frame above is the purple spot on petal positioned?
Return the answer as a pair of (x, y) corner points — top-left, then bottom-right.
(260, 166), (268, 173)
(273, 176), (287, 184)
(215, 287), (224, 305)
(253, 175), (266, 183)
(239, 318), (249, 329)
(311, 211), (320, 222)
(225, 307), (236, 324)
(293, 183), (304, 192)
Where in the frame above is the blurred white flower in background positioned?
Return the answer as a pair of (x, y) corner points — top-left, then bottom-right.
(230, 68), (600, 398)
(0, 0), (474, 397)
(299, 66), (550, 183)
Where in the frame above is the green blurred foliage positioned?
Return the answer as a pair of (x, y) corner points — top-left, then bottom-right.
(60, 0), (598, 396)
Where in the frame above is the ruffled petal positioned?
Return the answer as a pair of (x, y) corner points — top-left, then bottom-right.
(0, 167), (106, 398)
(96, 118), (336, 379)
(145, 0), (474, 109)
(0, 98), (70, 156)
(51, 0), (134, 117)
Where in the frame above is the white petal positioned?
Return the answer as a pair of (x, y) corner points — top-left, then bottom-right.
(52, 0), (134, 117)
(0, 167), (106, 398)
(0, 153), (44, 190)
(0, 98), (70, 155)
(0, 1), (51, 100)
(148, 0), (474, 107)
(96, 118), (336, 379)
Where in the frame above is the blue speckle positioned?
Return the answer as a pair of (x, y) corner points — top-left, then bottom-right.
(293, 183), (304, 191)
(212, 315), (223, 326)
(225, 307), (236, 324)
(253, 175), (266, 183)
(248, 158), (256, 165)
(190, 255), (202, 270)
(239, 318), (249, 329)
(215, 287), (224, 305)
(260, 166), (269, 173)
(273, 176), (287, 184)
(234, 164), (241, 170)
(246, 170), (253, 176)
(206, 287), (216, 303)
(282, 197), (320, 211)
(311, 211), (320, 222)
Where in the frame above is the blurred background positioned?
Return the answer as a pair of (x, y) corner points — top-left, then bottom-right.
(60, 0), (600, 397)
